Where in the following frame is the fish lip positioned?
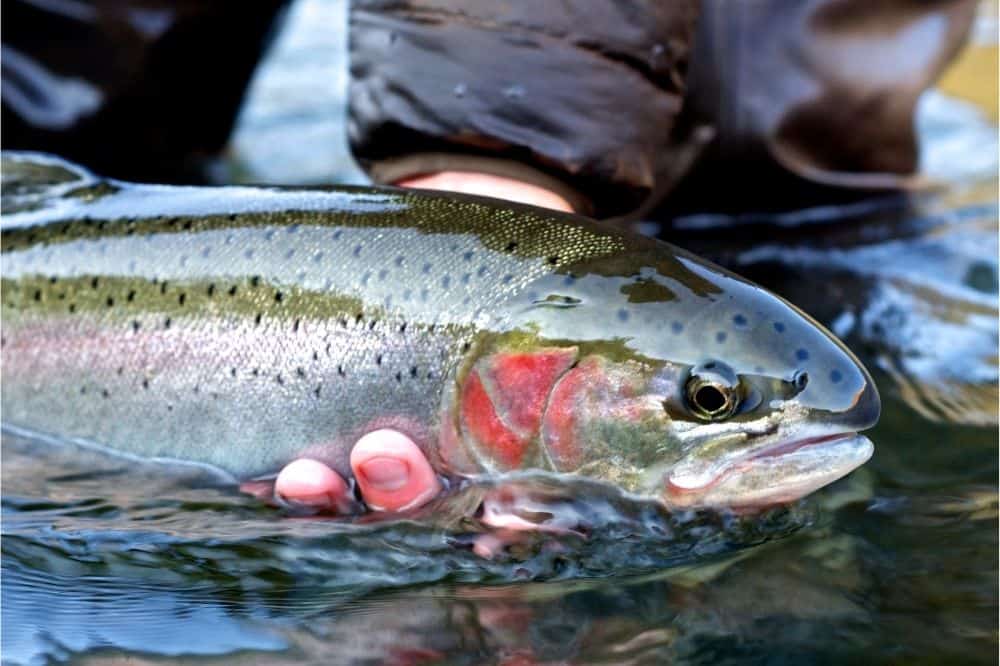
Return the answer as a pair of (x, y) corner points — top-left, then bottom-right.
(665, 430), (863, 496)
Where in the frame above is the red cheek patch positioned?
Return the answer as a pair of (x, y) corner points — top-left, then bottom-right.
(461, 370), (528, 468)
(541, 356), (607, 472)
(459, 347), (578, 470)
(481, 348), (578, 437)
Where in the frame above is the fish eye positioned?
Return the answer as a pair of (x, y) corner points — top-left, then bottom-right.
(685, 361), (741, 421)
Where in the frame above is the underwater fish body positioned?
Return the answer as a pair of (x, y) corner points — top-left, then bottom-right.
(1, 153), (879, 507)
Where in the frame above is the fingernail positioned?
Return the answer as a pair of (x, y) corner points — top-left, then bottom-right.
(357, 456), (410, 491)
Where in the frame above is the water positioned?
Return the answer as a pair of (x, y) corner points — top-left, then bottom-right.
(4, 1), (998, 663)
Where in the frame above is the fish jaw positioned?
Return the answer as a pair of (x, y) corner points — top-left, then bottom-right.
(663, 432), (874, 509)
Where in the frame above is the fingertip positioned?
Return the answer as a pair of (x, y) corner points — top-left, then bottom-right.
(275, 458), (350, 509)
(351, 429), (441, 511)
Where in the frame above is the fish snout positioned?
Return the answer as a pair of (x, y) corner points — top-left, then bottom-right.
(835, 375), (881, 432)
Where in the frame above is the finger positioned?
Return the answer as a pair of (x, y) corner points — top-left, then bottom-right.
(396, 171), (575, 212)
(273, 458), (356, 513)
(351, 429), (442, 511)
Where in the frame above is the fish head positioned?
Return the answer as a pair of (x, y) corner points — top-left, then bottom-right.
(452, 241), (879, 510)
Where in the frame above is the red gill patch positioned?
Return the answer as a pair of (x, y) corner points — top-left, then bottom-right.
(459, 347), (578, 470)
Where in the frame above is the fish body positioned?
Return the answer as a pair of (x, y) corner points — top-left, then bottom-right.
(1, 153), (879, 506)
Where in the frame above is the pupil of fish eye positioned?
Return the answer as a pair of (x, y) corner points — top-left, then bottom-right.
(694, 384), (727, 413)
(794, 371), (809, 391)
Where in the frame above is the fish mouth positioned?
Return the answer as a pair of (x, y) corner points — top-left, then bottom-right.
(663, 431), (874, 509)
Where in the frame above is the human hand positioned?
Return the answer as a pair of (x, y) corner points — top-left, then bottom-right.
(240, 429), (441, 514)
(396, 171), (575, 213)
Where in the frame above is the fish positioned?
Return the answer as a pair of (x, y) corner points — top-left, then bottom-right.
(1, 152), (879, 508)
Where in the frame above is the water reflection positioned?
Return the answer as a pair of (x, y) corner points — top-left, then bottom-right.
(6, 445), (994, 666)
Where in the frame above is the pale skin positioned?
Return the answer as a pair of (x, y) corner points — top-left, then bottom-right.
(241, 172), (575, 513)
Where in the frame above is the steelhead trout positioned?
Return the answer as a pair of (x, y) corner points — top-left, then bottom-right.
(1, 153), (879, 508)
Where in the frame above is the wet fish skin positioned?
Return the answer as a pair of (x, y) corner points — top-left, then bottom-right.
(1, 153), (879, 505)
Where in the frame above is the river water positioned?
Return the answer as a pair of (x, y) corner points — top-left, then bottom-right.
(3, 1), (997, 664)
